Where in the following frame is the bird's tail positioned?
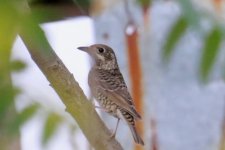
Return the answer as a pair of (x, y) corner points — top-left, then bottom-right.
(119, 110), (144, 145)
(128, 124), (144, 145)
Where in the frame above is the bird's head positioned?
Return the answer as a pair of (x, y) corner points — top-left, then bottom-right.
(77, 44), (118, 70)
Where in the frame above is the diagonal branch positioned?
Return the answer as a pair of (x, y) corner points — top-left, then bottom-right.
(19, 20), (123, 150)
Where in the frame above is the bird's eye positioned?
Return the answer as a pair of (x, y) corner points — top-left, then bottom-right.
(98, 47), (105, 53)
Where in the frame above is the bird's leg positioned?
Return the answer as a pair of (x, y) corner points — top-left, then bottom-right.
(90, 96), (106, 111)
(110, 118), (120, 138)
(89, 95), (107, 112)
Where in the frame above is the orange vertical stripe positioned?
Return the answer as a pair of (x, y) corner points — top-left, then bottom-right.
(125, 23), (144, 150)
(213, 0), (222, 11)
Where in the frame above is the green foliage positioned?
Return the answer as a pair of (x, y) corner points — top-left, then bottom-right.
(179, 0), (199, 27)
(163, 0), (224, 83)
(42, 112), (62, 145)
(8, 104), (40, 134)
(0, 1), (19, 48)
(10, 60), (27, 72)
(137, 0), (151, 7)
(0, 0), (23, 110)
(0, 0), (77, 148)
(163, 16), (188, 61)
(0, 86), (13, 112)
(162, 0), (200, 62)
(0, 0), (26, 142)
(200, 27), (222, 82)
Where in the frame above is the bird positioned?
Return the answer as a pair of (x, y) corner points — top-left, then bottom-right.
(77, 44), (144, 145)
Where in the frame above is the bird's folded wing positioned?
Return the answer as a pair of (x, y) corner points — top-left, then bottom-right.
(104, 89), (141, 119)
(96, 71), (141, 119)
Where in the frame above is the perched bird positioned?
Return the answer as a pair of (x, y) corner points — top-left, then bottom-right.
(77, 44), (144, 145)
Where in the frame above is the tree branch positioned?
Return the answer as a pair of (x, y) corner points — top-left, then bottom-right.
(19, 20), (123, 150)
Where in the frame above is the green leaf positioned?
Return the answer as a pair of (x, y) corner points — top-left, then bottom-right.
(42, 113), (62, 145)
(163, 16), (188, 61)
(10, 60), (27, 72)
(8, 104), (39, 134)
(137, 0), (151, 7)
(179, 0), (199, 27)
(0, 1), (19, 52)
(0, 85), (16, 120)
(200, 27), (222, 82)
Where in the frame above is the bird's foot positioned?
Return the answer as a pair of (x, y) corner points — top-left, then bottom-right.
(95, 106), (107, 112)
(109, 129), (116, 139)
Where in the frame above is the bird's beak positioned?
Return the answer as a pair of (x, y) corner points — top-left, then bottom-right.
(77, 46), (89, 52)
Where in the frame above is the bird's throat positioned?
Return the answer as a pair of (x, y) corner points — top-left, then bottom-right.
(96, 60), (118, 70)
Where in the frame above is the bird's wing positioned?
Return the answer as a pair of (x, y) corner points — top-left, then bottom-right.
(96, 69), (141, 119)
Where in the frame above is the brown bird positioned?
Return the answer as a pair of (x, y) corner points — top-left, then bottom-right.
(77, 44), (144, 145)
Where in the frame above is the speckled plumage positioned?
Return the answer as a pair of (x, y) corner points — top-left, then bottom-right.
(77, 44), (144, 145)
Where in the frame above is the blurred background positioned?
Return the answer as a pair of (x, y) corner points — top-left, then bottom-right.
(1, 0), (225, 150)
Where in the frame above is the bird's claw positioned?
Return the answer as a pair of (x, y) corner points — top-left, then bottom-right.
(109, 129), (116, 139)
